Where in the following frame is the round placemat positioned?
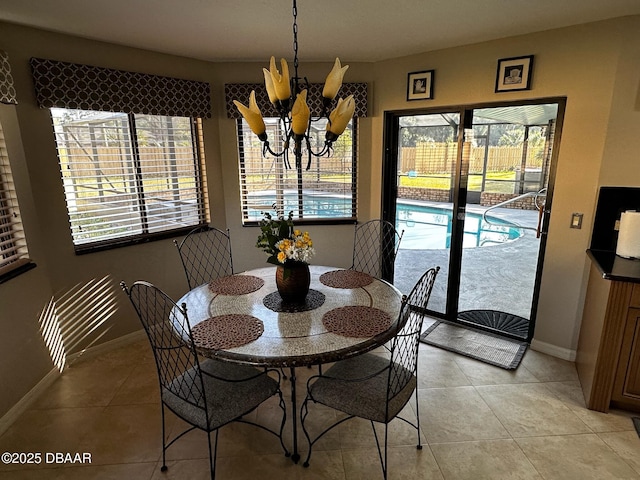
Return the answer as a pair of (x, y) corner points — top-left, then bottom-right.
(263, 289), (326, 313)
(208, 275), (265, 295)
(191, 314), (264, 350)
(320, 269), (373, 289)
(322, 306), (392, 338)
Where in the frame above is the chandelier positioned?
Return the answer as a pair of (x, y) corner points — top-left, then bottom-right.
(233, 0), (355, 171)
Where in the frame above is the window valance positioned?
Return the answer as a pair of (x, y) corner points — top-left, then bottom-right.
(30, 58), (211, 118)
(0, 51), (17, 105)
(225, 82), (367, 119)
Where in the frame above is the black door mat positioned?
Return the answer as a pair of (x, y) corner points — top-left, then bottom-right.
(420, 320), (528, 370)
(457, 310), (530, 340)
(633, 417), (640, 438)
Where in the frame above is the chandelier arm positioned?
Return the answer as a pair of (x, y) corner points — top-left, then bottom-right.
(262, 141), (287, 158)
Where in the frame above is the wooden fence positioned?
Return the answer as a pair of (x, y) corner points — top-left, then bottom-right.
(400, 142), (543, 174)
(64, 147), (197, 178)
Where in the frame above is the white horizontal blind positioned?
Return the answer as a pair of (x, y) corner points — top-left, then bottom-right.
(238, 117), (356, 223)
(0, 119), (30, 276)
(51, 108), (204, 248)
(135, 114), (202, 232)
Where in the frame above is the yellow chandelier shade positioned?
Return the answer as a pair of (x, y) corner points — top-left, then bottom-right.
(327, 95), (355, 136)
(269, 56), (291, 101)
(291, 89), (310, 135)
(262, 68), (278, 104)
(322, 58), (349, 101)
(232, 90), (266, 136)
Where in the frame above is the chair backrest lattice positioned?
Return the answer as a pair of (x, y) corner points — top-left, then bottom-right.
(122, 281), (207, 411)
(387, 266), (439, 401)
(174, 226), (233, 290)
(352, 220), (404, 282)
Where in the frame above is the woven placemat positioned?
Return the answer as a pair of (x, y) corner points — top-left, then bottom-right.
(320, 269), (374, 289)
(322, 306), (392, 338)
(208, 275), (265, 295)
(191, 314), (264, 350)
(263, 289), (326, 313)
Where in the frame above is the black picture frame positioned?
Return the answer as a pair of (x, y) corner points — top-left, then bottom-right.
(407, 70), (434, 101)
(495, 55), (534, 92)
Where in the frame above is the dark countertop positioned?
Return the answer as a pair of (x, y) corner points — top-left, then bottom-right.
(587, 249), (640, 283)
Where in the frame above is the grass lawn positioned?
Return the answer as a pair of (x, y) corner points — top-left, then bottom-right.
(399, 171), (517, 193)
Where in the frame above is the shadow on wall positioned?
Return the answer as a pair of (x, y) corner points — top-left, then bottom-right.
(38, 275), (117, 371)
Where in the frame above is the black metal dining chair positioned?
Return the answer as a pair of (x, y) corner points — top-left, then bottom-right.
(351, 219), (404, 282)
(174, 226), (234, 290)
(120, 280), (288, 480)
(300, 266), (440, 479)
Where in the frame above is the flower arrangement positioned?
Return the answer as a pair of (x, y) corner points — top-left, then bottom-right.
(256, 208), (315, 267)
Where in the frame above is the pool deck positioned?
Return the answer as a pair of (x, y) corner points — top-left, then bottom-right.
(394, 202), (540, 323)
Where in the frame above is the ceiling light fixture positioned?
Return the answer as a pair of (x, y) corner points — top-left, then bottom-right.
(233, 0), (354, 171)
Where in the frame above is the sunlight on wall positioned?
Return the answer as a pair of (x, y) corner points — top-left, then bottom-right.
(38, 275), (117, 371)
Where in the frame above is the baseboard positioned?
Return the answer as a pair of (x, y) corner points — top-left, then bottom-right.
(67, 329), (146, 365)
(530, 338), (576, 362)
(0, 367), (61, 437)
(0, 329), (145, 437)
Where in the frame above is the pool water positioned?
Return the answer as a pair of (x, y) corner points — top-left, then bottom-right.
(396, 203), (523, 250)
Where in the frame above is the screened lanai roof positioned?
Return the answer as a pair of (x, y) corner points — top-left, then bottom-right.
(400, 103), (559, 128)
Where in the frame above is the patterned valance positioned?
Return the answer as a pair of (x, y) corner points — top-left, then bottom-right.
(0, 51), (18, 105)
(225, 82), (367, 119)
(30, 58), (211, 118)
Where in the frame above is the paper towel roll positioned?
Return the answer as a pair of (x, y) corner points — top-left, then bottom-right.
(616, 210), (640, 259)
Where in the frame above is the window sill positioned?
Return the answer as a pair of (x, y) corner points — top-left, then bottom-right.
(0, 259), (37, 285)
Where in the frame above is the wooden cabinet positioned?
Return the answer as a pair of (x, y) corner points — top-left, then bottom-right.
(610, 289), (640, 410)
(576, 267), (640, 413)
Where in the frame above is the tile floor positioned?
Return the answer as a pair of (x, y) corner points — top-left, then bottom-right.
(1, 329), (640, 480)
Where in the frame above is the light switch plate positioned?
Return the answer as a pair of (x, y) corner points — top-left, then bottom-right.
(570, 213), (583, 229)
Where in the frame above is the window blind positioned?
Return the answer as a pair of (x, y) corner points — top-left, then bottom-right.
(238, 117), (357, 223)
(51, 108), (206, 250)
(0, 120), (30, 276)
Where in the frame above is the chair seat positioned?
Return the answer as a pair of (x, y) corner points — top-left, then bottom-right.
(163, 360), (278, 431)
(309, 353), (416, 423)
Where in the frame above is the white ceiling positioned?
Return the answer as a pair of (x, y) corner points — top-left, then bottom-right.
(1, 0), (640, 63)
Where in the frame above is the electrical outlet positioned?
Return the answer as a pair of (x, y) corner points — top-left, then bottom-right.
(570, 213), (583, 229)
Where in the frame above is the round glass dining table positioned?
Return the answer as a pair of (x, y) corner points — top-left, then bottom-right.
(176, 264), (403, 462)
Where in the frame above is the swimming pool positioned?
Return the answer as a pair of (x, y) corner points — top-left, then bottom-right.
(246, 193), (523, 250)
(396, 202), (523, 249)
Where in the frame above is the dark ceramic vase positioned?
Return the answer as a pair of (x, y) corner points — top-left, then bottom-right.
(275, 262), (310, 303)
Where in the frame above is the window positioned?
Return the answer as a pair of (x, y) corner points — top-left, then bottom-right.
(0, 118), (32, 279)
(51, 108), (206, 252)
(237, 117), (357, 224)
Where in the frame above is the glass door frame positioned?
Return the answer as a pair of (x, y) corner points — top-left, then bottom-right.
(382, 98), (566, 341)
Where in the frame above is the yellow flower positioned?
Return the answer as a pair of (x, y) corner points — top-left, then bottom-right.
(294, 230), (301, 237)
(279, 239), (291, 251)
(277, 252), (287, 263)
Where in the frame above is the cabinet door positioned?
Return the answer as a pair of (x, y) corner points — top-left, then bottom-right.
(631, 284), (640, 308)
(611, 308), (640, 411)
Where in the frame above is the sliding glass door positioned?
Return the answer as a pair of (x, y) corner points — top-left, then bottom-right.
(383, 99), (564, 341)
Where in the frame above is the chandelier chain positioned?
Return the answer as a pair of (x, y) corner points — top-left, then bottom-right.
(292, 0), (299, 80)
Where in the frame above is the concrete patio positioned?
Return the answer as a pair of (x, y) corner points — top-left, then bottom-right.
(394, 203), (541, 325)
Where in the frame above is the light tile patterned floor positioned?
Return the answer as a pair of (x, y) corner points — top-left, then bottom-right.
(1, 332), (639, 479)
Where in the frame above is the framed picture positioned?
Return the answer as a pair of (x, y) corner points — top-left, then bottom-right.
(407, 70), (434, 101)
(495, 55), (534, 92)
